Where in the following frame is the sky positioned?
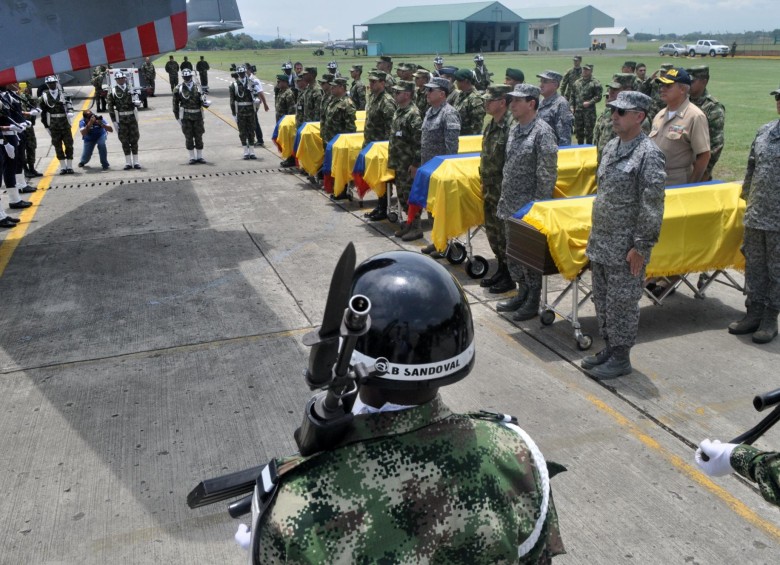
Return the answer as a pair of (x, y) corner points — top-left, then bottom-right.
(234, 0), (777, 41)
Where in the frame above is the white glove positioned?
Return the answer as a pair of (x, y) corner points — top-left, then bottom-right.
(23, 120), (32, 129)
(4, 144), (15, 159)
(232, 114), (237, 123)
(695, 439), (737, 477)
(201, 100), (211, 108)
(67, 112), (74, 119)
(234, 523), (251, 550)
(10, 124), (24, 133)
(253, 97), (260, 107)
(29, 108), (41, 116)
(133, 100), (142, 108)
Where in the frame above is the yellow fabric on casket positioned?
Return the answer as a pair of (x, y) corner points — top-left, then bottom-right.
(520, 182), (746, 281)
(331, 133), (367, 196)
(276, 115), (297, 159)
(554, 145), (598, 198)
(296, 119), (366, 177)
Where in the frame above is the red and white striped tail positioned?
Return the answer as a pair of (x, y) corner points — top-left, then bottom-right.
(0, 11), (188, 85)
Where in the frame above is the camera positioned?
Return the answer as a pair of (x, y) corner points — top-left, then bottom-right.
(229, 63), (237, 72)
(93, 115), (102, 122)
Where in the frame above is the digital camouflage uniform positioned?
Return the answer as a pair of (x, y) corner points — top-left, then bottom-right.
(387, 102), (422, 210)
(690, 89), (725, 180)
(560, 66), (582, 104)
(731, 445), (780, 507)
(593, 107), (652, 164)
(362, 89), (396, 148)
(349, 78), (366, 111)
(40, 88), (74, 160)
(498, 117), (558, 291)
(164, 58), (179, 91)
(480, 107), (515, 269)
(741, 119), (780, 311)
(538, 93), (573, 146)
(453, 88), (486, 136)
(256, 395), (566, 564)
(275, 87), (296, 124)
(140, 60), (156, 92)
(18, 91), (38, 171)
(229, 78), (256, 146)
(421, 102), (460, 165)
(587, 132), (666, 348)
(572, 73), (602, 144)
(320, 93), (356, 152)
(172, 82), (206, 150)
(195, 58), (209, 86)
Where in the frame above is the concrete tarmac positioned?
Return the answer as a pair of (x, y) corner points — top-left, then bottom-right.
(0, 70), (778, 564)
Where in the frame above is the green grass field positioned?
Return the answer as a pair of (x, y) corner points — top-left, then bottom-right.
(162, 47), (780, 182)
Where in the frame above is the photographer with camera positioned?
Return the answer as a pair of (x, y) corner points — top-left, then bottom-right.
(78, 108), (113, 170)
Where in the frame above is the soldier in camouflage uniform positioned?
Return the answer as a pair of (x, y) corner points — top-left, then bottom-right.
(727, 88), (780, 344)
(536, 70), (573, 146)
(173, 68), (210, 164)
(18, 83), (42, 177)
(572, 64), (602, 145)
(362, 70), (397, 217)
(348, 65), (366, 111)
(302, 67), (323, 123)
(40, 75), (76, 173)
(479, 85), (515, 294)
(317, 74), (334, 120)
(560, 55), (582, 104)
(644, 63), (674, 121)
(164, 55), (179, 92)
(696, 440), (780, 507)
(91, 65), (107, 111)
(582, 91), (666, 379)
(107, 71), (143, 169)
(320, 77), (356, 153)
(274, 74), (296, 124)
(593, 74), (651, 163)
(249, 250), (565, 563)
(228, 66), (258, 160)
(439, 66), (460, 105)
(387, 80), (422, 238)
(376, 55), (395, 88)
(452, 68), (486, 136)
(505, 67), (525, 88)
(496, 84), (558, 321)
(686, 66), (725, 181)
(413, 69), (431, 116)
(195, 56), (209, 87)
(621, 61), (642, 92)
(140, 57), (156, 96)
(473, 54), (492, 92)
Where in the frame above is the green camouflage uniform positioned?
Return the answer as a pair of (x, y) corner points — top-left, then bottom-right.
(349, 79), (366, 111)
(140, 61), (156, 91)
(560, 66), (582, 104)
(40, 89), (74, 160)
(256, 395), (565, 563)
(18, 91), (38, 170)
(275, 88), (296, 124)
(572, 75), (602, 145)
(690, 89), (725, 180)
(732, 445), (780, 507)
(172, 82), (206, 150)
(304, 84), (324, 123)
(229, 78), (256, 146)
(415, 87), (429, 116)
(480, 110), (515, 269)
(106, 85), (140, 155)
(387, 102), (422, 210)
(474, 64), (492, 91)
(362, 90), (396, 147)
(164, 59), (179, 91)
(320, 94), (356, 151)
(453, 88), (486, 136)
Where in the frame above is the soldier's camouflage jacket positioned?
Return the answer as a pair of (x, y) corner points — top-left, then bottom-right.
(164, 59), (179, 76)
(452, 88), (486, 136)
(560, 66), (582, 103)
(593, 107), (651, 163)
(275, 88), (296, 124)
(387, 103), (422, 172)
(106, 85), (137, 120)
(304, 84), (323, 123)
(320, 95), (356, 146)
(572, 77), (603, 111)
(732, 445), (780, 507)
(349, 79), (366, 111)
(474, 65), (491, 91)
(421, 103), (460, 165)
(742, 119), (780, 231)
(172, 82), (205, 121)
(415, 87), (429, 117)
(140, 62), (155, 82)
(363, 90), (396, 145)
(538, 93), (573, 146)
(229, 79), (256, 117)
(587, 132), (666, 264)
(480, 110), (515, 186)
(690, 89), (725, 172)
(256, 395), (565, 564)
(39, 89), (71, 130)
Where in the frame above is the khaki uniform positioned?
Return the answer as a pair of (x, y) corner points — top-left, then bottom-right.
(649, 98), (710, 186)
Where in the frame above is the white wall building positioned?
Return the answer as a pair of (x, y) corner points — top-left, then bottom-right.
(589, 27), (629, 50)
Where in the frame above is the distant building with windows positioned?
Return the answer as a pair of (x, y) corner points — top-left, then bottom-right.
(589, 27), (630, 50)
(517, 5), (614, 51)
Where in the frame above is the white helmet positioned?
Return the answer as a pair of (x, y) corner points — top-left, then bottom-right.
(114, 71), (126, 79)
(182, 68), (193, 79)
(44, 75), (58, 84)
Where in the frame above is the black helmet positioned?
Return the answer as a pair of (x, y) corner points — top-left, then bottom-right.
(349, 251), (474, 390)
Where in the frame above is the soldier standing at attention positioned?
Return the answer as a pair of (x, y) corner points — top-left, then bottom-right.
(644, 63), (674, 122)
(173, 68), (210, 164)
(18, 83), (42, 178)
(376, 56), (395, 88)
(478, 85), (515, 294)
(495, 84), (558, 321)
(387, 80), (422, 238)
(196, 56), (210, 87)
(536, 70), (573, 146)
(432, 55), (444, 77)
(686, 66), (725, 181)
(472, 54), (492, 92)
(452, 68), (486, 136)
(274, 74), (296, 124)
(179, 56), (193, 73)
(621, 61), (642, 92)
(593, 74), (649, 163)
(413, 69), (431, 116)
(164, 56), (179, 92)
(581, 91), (666, 379)
(322, 78), (357, 198)
(140, 57), (156, 96)
(560, 55), (582, 104)
(91, 65), (107, 111)
(302, 67), (323, 123)
(318, 74), (335, 122)
(362, 70), (397, 215)
(228, 66), (257, 160)
(572, 63), (602, 145)
(726, 85), (780, 344)
(107, 71), (143, 169)
(40, 75), (76, 174)
(505, 68), (525, 88)
(348, 65), (366, 111)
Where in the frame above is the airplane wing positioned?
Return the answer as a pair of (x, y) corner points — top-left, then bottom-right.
(0, 0), (188, 85)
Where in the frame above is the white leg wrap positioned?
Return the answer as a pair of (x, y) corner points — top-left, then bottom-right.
(16, 173), (28, 188)
(8, 186), (22, 204)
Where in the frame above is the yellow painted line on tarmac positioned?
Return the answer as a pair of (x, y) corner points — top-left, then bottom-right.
(0, 94), (93, 278)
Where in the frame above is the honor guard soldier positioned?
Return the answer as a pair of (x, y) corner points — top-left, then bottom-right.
(387, 80), (422, 237)
(164, 56), (179, 92)
(432, 55), (444, 77)
(472, 53), (492, 92)
(322, 77), (357, 195)
(571, 64), (602, 145)
(173, 68), (210, 164)
(301, 67), (323, 123)
(686, 66), (725, 181)
(318, 74), (335, 120)
(18, 82), (43, 177)
(536, 70), (573, 146)
(229, 66), (258, 160)
(348, 65), (366, 111)
(326, 60), (341, 79)
(140, 57), (156, 96)
(361, 70), (397, 213)
(0, 85), (34, 213)
(107, 71), (143, 169)
(452, 68), (486, 136)
(39, 75), (76, 174)
(196, 56), (210, 87)
(274, 74), (296, 124)
(1, 83), (37, 192)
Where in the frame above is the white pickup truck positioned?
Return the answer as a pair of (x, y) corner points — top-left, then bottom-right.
(687, 40), (730, 57)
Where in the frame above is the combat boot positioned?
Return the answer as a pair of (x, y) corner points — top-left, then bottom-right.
(581, 341), (611, 370)
(394, 222), (411, 238)
(489, 266), (515, 294)
(401, 218), (423, 241)
(752, 308), (779, 344)
(512, 291), (540, 321)
(496, 284), (527, 312)
(480, 263), (507, 288)
(586, 346), (632, 379)
(728, 302), (764, 335)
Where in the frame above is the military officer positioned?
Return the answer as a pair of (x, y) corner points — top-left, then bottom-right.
(39, 75), (76, 173)
(0, 85), (34, 211)
(274, 74), (296, 124)
(107, 71), (143, 169)
(472, 54), (492, 91)
(572, 64), (602, 145)
(140, 57), (156, 96)
(180, 56), (193, 72)
(505, 68), (525, 88)
(536, 70), (573, 146)
(173, 68), (210, 164)
(196, 56), (210, 87)
(560, 55), (582, 103)
(164, 55), (179, 92)
(348, 65), (366, 111)
(451, 68), (486, 136)
(228, 66), (258, 160)
(413, 69), (431, 116)
(387, 80), (422, 238)
(686, 66), (725, 181)
(376, 56), (396, 87)
(581, 91), (666, 379)
(361, 70), (397, 214)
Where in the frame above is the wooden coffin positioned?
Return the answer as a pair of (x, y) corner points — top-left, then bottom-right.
(506, 218), (559, 276)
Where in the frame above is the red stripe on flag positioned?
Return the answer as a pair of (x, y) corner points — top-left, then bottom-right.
(137, 22), (160, 57)
(171, 11), (188, 49)
(0, 68), (17, 85)
(103, 33), (126, 63)
(33, 57), (54, 78)
(68, 45), (91, 71)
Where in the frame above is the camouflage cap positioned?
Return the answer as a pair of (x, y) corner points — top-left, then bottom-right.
(332, 77), (348, 87)
(482, 84), (512, 101)
(413, 69), (432, 79)
(438, 66), (458, 76)
(302, 66), (318, 76)
(276, 74), (289, 82)
(397, 63), (410, 72)
(613, 73), (636, 88)
(350, 65), (363, 72)
(508, 83), (541, 98)
(318, 73), (334, 84)
(368, 69), (387, 81)
(607, 79), (621, 90)
(392, 80), (415, 93)
(607, 91), (651, 113)
(536, 70), (562, 83)
(376, 55), (392, 64)
(573, 55), (582, 61)
(583, 64), (594, 71)
(623, 60), (637, 69)
(686, 65), (710, 79)
(505, 68), (524, 82)
(657, 67), (691, 85)
(424, 77), (451, 94)
(454, 68), (474, 82)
